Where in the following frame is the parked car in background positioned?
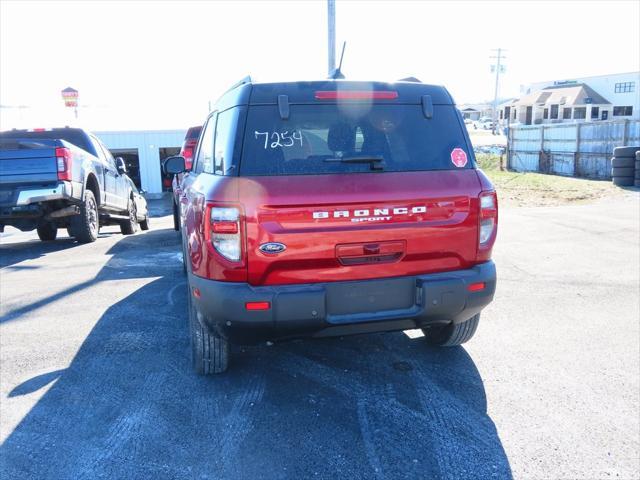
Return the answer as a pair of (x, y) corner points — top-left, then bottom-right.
(475, 117), (496, 130)
(127, 176), (150, 231)
(0, 127), (141, 242)
(171, 125), (202, 230)
(164, 78), (498, 374)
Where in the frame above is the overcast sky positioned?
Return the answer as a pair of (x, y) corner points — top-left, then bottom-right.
(1, 0), (638, 130)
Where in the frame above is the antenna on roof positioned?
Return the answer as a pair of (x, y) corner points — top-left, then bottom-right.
(329, 42), (346, 79)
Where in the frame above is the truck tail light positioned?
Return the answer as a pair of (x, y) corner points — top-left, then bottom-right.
(55, 147), (73, 181)
(479, 191), (498, 246)
(205, 206), (242, 262)
(181, 145), (194, 170)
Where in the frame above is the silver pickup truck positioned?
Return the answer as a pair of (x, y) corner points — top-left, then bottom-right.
(0, 127), (149, 242)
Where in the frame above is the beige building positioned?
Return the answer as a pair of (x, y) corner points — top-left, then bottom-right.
(499, 83), (612, 126)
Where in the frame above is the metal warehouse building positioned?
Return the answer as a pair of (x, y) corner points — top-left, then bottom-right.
(95, 129), (186, 196)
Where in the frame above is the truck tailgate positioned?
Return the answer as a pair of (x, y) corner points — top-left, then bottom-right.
(0, 146), (58, 186)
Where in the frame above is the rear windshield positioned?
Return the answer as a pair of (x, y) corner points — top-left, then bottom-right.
(0, 129), (93, 155)
(239, 104), (471, 176)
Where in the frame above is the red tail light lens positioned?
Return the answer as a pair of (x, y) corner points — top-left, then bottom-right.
(55, 147), (73, 181)
(315, 90), (398, 100)
(181, 145), (194, 170)
(205, 206), (242, 262)
(479, 191), (498, 247)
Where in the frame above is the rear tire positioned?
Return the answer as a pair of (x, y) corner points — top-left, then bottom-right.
(69, 190), (99, 243)
(188, 291), (229, 374)
(120, 198), (138, 235)
(36, 222), (57, 241)
(140, 216), (150, 231)
(422, 314), (480, 347)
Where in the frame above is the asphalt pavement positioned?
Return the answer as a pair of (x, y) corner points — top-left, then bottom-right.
(0, 193), (638, 479)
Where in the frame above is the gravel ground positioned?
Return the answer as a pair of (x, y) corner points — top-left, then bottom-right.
(0, 194), (638, 479)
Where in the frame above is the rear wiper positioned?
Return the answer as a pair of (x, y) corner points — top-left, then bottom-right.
(323, 156), (385, 170)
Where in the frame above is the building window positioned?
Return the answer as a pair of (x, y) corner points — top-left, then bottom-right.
(563, 108), (572, 119)
(543, 108), (549, 119)
(590, 107), (599, 119)
(499, 110), (503, 119)
(614, 82), (635, 93)
(513, 108), (517, 120)
(550, 104), (559, 119)
(613, 106), (633, 116)
(573, 107), (586, 119)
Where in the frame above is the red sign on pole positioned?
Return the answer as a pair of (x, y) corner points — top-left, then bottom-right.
(61, 87), (79, 108)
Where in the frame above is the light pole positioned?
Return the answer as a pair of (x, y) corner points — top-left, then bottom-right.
(328, 0), (336, 75)
(490, 49), (506, 134)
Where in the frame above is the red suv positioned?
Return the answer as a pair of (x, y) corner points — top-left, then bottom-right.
(171, 125), (202, 230)
(165, 78), (498, 374)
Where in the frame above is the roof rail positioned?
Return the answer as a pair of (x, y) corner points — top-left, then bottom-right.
(226, 75), (253, 93)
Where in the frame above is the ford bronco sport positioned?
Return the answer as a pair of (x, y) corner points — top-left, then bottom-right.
(164, 78), (498, 374)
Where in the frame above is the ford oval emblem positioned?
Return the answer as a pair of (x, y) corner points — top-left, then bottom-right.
(259, 242), (286, 254)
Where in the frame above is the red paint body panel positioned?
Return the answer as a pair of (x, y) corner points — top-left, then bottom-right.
(184, 169), (493, 286)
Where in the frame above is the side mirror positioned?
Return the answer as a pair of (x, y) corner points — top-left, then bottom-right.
(140, 189), (146, 195)
(115, 157), (127, 174)
(163, 155), (186, 175)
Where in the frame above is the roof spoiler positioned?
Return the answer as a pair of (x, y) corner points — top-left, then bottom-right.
(225, 75), (252, 93)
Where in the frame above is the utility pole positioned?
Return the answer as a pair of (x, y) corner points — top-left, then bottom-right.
(328, 0), (336, 75)
(490, 48), (506, 134)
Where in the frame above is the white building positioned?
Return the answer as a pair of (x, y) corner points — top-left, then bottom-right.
(95, 129), (186, 196)
(513, 72), (639, 124)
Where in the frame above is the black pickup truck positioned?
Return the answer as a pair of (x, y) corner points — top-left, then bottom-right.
(0, 127), (148, 242)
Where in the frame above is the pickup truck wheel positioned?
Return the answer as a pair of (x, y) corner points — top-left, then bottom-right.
(188, 292), (229, 374)
(120, 199), (138, 235)
(139, 216), (150, 231)
(36, 222), (57, 241)
(422, 314), (480, 347)
(69, 190), (98, 243)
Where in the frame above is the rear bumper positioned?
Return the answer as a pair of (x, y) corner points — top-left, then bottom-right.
(0, 181), (81, 223)
(190, 261), (496, 345)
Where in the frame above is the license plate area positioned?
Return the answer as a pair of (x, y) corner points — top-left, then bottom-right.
(326, 277), (415, 316)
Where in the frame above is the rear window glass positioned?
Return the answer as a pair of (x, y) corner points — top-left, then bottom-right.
(0, 129), (94, 155)
(239, 104), (470, 176)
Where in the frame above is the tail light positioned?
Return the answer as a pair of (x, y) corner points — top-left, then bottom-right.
(205, 206), (242, 262)
(55, 147), (73, 181)
(181, 145), (194, 170)
(478, 191), (498, 249)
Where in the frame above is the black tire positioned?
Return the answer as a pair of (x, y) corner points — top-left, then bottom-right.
(611, 167), (635, 177)
(36, 222), (57, 241)
(422, 314), (480, 347)
(69, 190), (99, 243)
(173, 201), (180, 231)
(140, 216), (150, 231)
(613, 146), (640, 158)
(613, 176), (634, 187)
(120, 198), (138, 235)
(611, 157), (635, 168)
(188, 291), (229, 374)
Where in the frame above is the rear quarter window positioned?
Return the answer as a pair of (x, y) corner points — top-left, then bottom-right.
(239, 104), (471, 176)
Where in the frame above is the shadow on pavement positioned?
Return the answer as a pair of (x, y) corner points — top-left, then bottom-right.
(0, 236), (78, 269)
(0, 228), (511, 479)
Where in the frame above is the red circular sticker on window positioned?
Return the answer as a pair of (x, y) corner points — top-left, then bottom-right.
(451, 148), (468, 168)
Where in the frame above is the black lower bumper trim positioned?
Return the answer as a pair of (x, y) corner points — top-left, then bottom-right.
(189, 261), (496, 345)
